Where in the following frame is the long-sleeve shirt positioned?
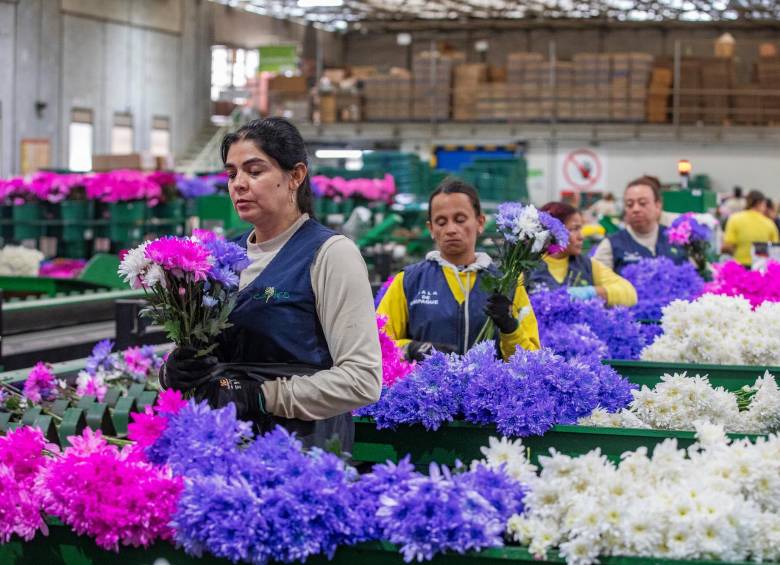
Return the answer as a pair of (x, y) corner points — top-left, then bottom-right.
(239, 214), (382, 420)
(723, 209), (780, 266)
(376, 258), (541, 361)
(542, 255), (637, 307)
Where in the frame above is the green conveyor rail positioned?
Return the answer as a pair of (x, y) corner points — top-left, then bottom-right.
(2, 288), (145, 312)
(358, 214), (403, 248)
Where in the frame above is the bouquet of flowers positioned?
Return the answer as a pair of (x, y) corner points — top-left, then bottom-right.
(667, 212), (712, 279)
(580, 371), (780, 434)
(641, 294), (780, 365)
(704, 260), (780, 308)
(118, 230), (249, 356)
(0, 245), (44, 276)
(476, 203), (569, 341)
(622, 257), (704, 321)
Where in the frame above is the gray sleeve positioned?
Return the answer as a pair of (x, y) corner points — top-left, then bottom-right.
(261, 235), (382, 420)
(591, 238), (614, 271)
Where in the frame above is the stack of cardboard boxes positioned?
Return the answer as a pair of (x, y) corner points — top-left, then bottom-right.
(453, 64), (487, 121)
(412, 51), (463, 120)
(701, 57), (735, 124)
(573, 54), (611, 120)
(267, 76), (310, 122)
(362, 69), (412, 121)
(756, 57), (780, 124)
(507, 53), (545, 120)
(647, 65), (673, 123)
(555, 62), (575, 121)
(679, 58), (702, 124)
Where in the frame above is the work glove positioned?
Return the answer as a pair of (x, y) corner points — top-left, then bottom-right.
(406, 340), (459, 362)
(485, 293), (519, 334)
(159, 346), (218, 391)
(567, 285), (598, 301)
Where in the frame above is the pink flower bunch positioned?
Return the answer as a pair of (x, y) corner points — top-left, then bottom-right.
(36, 428), (183, 551)
(23, 362), (60, 403)
(128, 389), (187, 451)
(75, 372), (108, 403)
(145, 236), (213, 281)
(26, 172), (86, 203)
(84, 170), (162, 205)
(146, 171), (180, 188)
(39, 259), (87, 278)
(123, 347), (152, 377)
(311, 174), (397, 203)
(667, 220), (692, 245)
(703, 260), (780, 308)
(0, 427), (56, 542)
(377, 316), (414, 387)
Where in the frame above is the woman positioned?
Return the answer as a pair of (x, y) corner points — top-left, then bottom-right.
(163, 118), (381, 449)
(377, 178), (540, 362)
(723, 190), (780, 266)
(529, 202), (637, 307)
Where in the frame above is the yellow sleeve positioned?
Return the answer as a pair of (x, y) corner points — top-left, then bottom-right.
(723, 215), (739, 246)
(591, 259), (638, 307)
(770, 221), (779, 243)
(376, 272), (412, 350)
(499, 279), (541, 361)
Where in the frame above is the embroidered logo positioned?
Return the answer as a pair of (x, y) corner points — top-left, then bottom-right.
(409, 289), (439, 307)
(623, 252), (643, 264)
(252, 287), (291, 302)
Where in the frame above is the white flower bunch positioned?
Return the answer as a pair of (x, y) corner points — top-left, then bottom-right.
(580, 371), (780, 434)
(499, 424), (780, 565)
(0, 245), (44, 276)
(473, 436), (538, 487)
(642, 294), (780, 365)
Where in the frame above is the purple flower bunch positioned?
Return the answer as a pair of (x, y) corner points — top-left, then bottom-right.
(150, 402), (366, 564)
(176, 176), (219, 199)
(83, 339), (163, 385)
(622, 257), (704, 321)
(22, 362), (60, 404)
(370, 462), (524, 562)
(357, 342), (634, 437)
(531, 289), (647, 360)
(667, 213), (712, 246)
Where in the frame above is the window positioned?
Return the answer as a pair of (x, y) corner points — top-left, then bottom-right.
(111, 113), (134, 154)
(150, 116), (171, 157)
(68, 108), (93, 172)
(211, 46), (260, 101)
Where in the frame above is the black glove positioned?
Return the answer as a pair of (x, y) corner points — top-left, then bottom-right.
(485, 293), (519, 334)
(406, 340), (459, 362)
(160, 346), (218, 391)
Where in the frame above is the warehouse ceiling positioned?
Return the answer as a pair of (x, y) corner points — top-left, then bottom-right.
(212, 0), (780, 30)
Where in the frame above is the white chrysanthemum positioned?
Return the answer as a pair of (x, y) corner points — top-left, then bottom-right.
(0, 245), (44, 276)
(117, 241), (151, 288)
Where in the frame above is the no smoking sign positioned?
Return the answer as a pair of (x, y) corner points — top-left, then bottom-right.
(559, 148), (607, 192)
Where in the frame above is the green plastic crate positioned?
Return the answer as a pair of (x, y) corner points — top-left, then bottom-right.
(606, 359), (779, 392)
(662, 189), (717, 214)
(196, 194), (249, 234)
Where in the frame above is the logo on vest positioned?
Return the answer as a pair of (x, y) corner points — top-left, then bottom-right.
(410, 289), (439, 307)
(623, 251), (643, 264)
(252, 286), (291, 302)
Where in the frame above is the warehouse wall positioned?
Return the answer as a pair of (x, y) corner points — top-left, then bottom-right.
(212, 4), (343, 67)
(0, 0), (213, 176)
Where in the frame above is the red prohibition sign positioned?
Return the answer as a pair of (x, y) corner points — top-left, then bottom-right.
(562, 148), (602, 191)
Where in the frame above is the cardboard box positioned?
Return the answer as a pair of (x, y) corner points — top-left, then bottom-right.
(319, 94), (337, 124)
(269, 76), (308, 94)
(92, 153), (156, 172)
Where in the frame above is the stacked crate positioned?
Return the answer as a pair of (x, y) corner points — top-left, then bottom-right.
(628, 53), (654, 121)
(610, 54), (631, 121)
(733, 85), (763, 125)
(647, 66), (673, 123)
(412, 51), (463, 121)
(476, 83), (510, 121)
(679, 58), (702, 124)
(700, 57), (734, 124)
(555, 62), (575, 120)
(573, 54), (611, 120)
(362, 71), (412, 121)
(756, 57), (780, 124)
(507, 53), (545, 120)
(453, 64), (487, 121)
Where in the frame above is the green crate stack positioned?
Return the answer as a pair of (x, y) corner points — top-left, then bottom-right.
(362, 152), (430, 196)
(459, 157), (528, 203)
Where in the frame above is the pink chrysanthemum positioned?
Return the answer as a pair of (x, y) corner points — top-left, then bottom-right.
(75, 372), (108, 403)
(145, 236), (212, 281)
(377, 316), (415, 387)
(23, 362), (59, 403)
(127, 389), (187, 450)
(36, 429), (183, 551)
(704, 260), (780, 308)
(123, 347), (152, 377)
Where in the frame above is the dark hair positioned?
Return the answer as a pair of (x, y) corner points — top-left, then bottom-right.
(747, 190), (767, 209)
(734, 186), (743, 198)
(540, 201), (579, 224)
(767, 198), (775, 210)
(626, 175), (662, 202)
(427, 177), (481, 220)
(220, 117), (314, 217)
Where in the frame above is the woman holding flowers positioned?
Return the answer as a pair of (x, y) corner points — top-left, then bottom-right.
(163, 118), (381, 449)
(529, 202), (637, 307)
(377, 178), (540, 362)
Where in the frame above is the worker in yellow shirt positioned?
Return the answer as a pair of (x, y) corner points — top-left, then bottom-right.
(722, 190), (780, 266)
(377, 178), (541, 362)
(528, 202), (637, 307)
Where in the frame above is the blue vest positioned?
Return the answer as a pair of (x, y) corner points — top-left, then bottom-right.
(225, 220), (351, 450)
(229, 219), (335, 368)
(403, 259), (496, 354)
(528, 255), (594, 293)
(608, 226), (686, 274)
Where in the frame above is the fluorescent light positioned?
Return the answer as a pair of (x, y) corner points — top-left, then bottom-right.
(315, 149), (364, 159)
(297, 0), (343, 7)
